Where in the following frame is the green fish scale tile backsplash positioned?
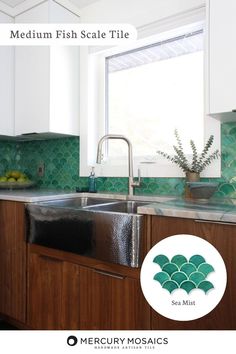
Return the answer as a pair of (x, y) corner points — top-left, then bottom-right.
(0, 138), (80, 190)
(0, 122), (236, 198)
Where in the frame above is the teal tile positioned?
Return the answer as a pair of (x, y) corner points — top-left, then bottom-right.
(0, 121), (234, 197)
(219, 183), (235, 196)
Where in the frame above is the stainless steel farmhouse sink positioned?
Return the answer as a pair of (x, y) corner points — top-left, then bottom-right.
(26, 197), (149, 267)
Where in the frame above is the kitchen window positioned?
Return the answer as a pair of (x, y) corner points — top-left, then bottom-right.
(105, 29), (204, 159)
(80, 12), (221, 178)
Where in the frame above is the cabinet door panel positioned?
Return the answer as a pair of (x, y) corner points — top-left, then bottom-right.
(27, 254), (63, 329)
(28, 253), (81, 329)
(193, 220), (236, 329)
(79, 266), (150, 330)
(0, 201), (26, 323)
(209, 0), (236, 114)
(14, 3), (79, 136)
(62, 262), (80, 329)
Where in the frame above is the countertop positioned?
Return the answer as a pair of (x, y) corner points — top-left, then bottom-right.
(138, 198), (236, 223)
(2, 189), (236, 223)
(0, 189), (173, 203)
(0, 189), (83, 202)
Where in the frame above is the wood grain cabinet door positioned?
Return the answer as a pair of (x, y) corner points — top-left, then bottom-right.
(0, 201), (26, 323)
(28, 253), (81, 330)
(61, 262), (80, 329)
(27, 253), (64, 329)
(151, 216), (236, 330)
(28, 253), (149, 330)
(79, 266), (150, 330)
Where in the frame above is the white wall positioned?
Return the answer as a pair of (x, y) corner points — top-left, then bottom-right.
(0, 11), (14, 136)
(80, 0), (205, 26)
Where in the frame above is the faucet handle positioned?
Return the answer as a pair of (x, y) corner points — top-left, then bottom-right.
(137, 168), (141, 184)
(132, 168), (141, 187)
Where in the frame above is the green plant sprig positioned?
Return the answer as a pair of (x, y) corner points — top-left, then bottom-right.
(156, 129), (220, 174)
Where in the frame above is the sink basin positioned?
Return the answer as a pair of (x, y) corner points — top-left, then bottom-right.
(85, 201), (149, 213)
(26, 198), (146, 267)
(37, 197), (119, 209)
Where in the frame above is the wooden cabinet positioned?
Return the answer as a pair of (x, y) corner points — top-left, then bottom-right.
(79, 266), (148, 330)
(2, 200), (236, 330)
(208, 0), (236, 120)
(150, 215), (236, 329)
(27, 245), (150, 330)
(27, 253), (64, 329)
(27, 253), (81, 329)
(0, 201), (26, 323)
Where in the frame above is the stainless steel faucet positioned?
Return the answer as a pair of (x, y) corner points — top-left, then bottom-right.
(96, 134), (141, 196)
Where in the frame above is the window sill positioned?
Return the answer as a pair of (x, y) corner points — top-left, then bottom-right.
(80, 159), (221, 179)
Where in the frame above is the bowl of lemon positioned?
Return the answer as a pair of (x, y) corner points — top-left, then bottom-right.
(0, 170), (35, 189)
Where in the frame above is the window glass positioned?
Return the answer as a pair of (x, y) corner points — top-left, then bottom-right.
(106, 29), (204, 161)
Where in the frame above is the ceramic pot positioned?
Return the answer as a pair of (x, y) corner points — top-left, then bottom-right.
(185, 172), (200, 198)
(185, 172), (200, 182)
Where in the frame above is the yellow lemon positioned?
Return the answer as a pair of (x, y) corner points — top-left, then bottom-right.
(0, 176), (7, 182)
(11, 171), (21, 179)
(7, 177), (16, 182)
(17, 177), (27, 183)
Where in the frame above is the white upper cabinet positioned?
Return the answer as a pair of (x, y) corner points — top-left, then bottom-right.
(14, 1), (80, 136)
(0, 12), (14, 136)
(208, 0), (236, 121)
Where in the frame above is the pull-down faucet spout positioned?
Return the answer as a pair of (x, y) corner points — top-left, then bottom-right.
(96, 134), (141, 196)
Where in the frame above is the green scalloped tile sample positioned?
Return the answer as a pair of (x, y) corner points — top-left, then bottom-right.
(180, 263), (197, 277)
(198, 280), (214, 293)
(153, 272), (170, 285)
(198, 263), (215, 276)
(153, 254), (169, 268)
(171, 271), (188, 285)
(153, 254), (215, 295)
(162, 280), (179, 294)
(189, 255), (206, 268)
(162, 263), (179, 276)
(180, 280), (196, 294)
(189, 271), (206, 286)
(171, 255), (188, 268)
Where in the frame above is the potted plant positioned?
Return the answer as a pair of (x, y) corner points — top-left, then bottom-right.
(156, 130), (220, 196)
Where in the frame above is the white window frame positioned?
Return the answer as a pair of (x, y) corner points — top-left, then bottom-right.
(79, 6), (221, 178)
